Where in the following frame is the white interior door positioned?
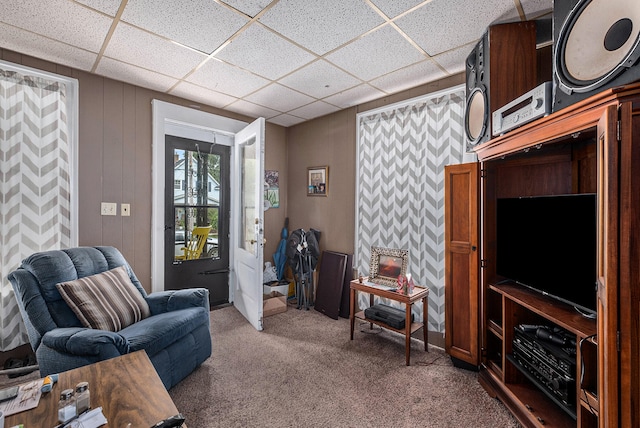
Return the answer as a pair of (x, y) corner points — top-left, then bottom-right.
(231, 117), (265, 331)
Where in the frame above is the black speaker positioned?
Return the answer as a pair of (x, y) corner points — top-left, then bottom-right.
(465, 22), (537, 151)
(553, 0), (640, 112)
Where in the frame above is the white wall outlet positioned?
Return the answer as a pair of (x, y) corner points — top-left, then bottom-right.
(121, 203), (131, 216)
(100, 202), (117, 216)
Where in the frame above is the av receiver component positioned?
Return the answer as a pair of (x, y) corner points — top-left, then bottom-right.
(512, 325), (576, 408)
(492, 81), (552, 136)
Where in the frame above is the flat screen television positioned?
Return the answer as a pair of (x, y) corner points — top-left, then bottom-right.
(496, 194), (597, 317)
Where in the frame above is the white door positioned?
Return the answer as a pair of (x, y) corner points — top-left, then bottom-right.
(231, 117), (265, 331)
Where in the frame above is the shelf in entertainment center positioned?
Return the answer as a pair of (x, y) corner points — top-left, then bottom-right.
(489, 283), (596, 337)
(487, 319), (503, 339)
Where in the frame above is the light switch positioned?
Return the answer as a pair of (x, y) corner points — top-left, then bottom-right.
(121, 203), (131, 216)
(100, 202), (117, 216)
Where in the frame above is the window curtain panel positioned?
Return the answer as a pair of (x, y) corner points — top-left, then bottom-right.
(356, 89), (470, 333)
(0, 68), (71, 351)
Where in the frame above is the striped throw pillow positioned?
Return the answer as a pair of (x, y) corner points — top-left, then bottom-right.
(56, 265), (150, 332)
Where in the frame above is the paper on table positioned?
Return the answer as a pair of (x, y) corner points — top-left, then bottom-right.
(0, 380), (44, 417)
(63, 407), (107, 428)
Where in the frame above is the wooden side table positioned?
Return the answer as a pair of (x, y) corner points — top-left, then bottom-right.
(349, 278), (429, 365)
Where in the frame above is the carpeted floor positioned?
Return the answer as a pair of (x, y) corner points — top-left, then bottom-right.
(169, 305), (520, 427)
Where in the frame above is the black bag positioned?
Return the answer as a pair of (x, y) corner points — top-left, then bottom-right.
(364, 303), (414, 330)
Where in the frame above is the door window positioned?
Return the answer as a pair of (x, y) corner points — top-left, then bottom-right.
(172, 147), (221, 262)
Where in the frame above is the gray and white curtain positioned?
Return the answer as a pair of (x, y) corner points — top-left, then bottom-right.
(0, 67), (71, 351)
(356, 87), (472, 333)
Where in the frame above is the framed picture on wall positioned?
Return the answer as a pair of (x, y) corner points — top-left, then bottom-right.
(307, 166), (328, 196)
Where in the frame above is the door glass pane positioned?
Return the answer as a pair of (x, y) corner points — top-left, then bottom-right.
(240, 137), (257, 254)
(173, 148), (221, 261)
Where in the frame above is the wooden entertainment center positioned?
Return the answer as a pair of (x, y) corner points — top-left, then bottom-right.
(444, 84), (640, 427)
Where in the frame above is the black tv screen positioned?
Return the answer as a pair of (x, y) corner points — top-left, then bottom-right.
(496, 194), (597, 316)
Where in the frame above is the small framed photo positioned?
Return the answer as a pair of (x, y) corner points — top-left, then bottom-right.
(368, 247), (409, 287)
(307, 166), (328, 196)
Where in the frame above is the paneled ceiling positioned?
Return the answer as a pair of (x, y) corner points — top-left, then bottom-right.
(0, 0), (552, 127)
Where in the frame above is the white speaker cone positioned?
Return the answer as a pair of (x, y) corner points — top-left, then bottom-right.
(560, 0), (640, 91)
(466, 88), (486, 143)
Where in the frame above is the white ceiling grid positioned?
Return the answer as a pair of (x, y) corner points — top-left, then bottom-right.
(0, 0), (553, 127)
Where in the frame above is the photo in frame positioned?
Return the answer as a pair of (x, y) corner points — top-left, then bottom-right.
(307, 166), (328, 196)
(368, 247), (408, 287)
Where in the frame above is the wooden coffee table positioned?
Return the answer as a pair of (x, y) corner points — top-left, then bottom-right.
(5, 350), (183, 427)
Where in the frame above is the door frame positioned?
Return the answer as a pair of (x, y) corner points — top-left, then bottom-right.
(151, 100), (247, 293)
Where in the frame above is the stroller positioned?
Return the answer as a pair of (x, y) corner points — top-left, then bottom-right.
(286, 228), (320, 310)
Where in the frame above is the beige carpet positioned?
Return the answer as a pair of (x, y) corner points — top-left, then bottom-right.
(169, 305), (519, 427)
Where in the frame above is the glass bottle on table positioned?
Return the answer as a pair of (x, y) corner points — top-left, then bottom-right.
(58, 389), (76, 424)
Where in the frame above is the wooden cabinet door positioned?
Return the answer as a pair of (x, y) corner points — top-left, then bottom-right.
(596, 105), (619, 428)
(613, 102), (640, 428)
(444, 162), (480, 366)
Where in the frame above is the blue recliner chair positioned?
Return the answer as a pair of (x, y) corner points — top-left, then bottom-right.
(7, 246), (211, 389)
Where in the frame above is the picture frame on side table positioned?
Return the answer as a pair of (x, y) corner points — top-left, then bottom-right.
(368, 246), (408, 287)
(307, 166), (328, 196)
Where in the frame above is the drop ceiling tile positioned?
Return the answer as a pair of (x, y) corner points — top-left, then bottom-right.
(288, 101), (341, 120)
(326, 25), (425, 82)
(369, 0), (426, 18)
(395, 0), (521, 56)
(279, 60), (361, 99)
(95, 57), (178, 92)
(221, 0), (272, 18)
(120, 0), (248, 54)
(104, 23), (207, 79)
(75, 0), (121, 16)
(0, 23), (97, 71)
(245, 83), (315, 112)
(323, 84), (386, 109)
(258, 0), (385, 55)
(186, 58), (270, 98)
(170, 82), (239, 109)
(268, 113), (306, 127)
(521, 0), (553, 19)
(370, 59), (447, 95)
(225, 99), (280, 119)
(216, 24), (315, 80)
(0, 0), (112, 52)
(431, 45), (472, 75)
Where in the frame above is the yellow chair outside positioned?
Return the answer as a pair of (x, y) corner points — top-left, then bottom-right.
(176, 226), (212, 260)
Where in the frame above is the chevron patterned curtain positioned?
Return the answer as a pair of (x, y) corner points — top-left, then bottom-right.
(356, 88), (470, 333)
(0, 68), (71, 351)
